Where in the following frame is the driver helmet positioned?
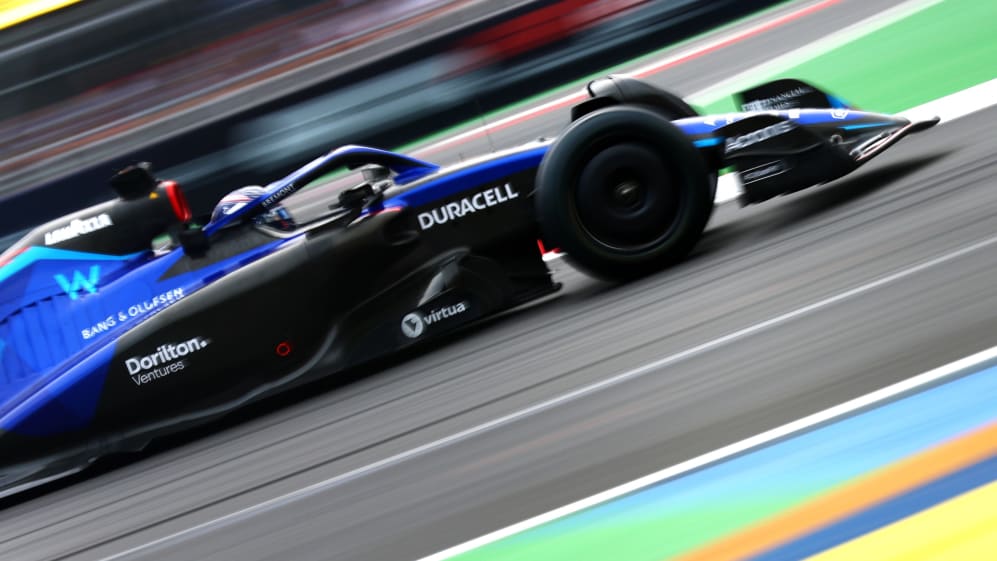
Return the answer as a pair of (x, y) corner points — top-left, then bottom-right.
(210, 186), (296, 231)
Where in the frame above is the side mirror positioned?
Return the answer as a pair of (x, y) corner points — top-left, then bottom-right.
(338, 183), (375, 210)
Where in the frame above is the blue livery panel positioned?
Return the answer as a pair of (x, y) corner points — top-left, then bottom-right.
(0, 237), (295, 435)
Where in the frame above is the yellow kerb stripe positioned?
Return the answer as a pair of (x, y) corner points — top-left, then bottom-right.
(0, 0), (81, 31)
(668, 421), (997, 561)
(804, 479), (997, 561)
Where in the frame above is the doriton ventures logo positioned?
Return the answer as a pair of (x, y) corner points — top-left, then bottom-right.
(400, 302), (468, 338)
(125, 337), (210, 385)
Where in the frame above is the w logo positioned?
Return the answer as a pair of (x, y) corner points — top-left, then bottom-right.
(54, 265), (101, 300)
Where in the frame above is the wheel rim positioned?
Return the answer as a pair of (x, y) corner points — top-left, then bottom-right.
(573, 142), (683, 253)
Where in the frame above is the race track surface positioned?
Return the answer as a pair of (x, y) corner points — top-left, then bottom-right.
(3, 0), (996, 560)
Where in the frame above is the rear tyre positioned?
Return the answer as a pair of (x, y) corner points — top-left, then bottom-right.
(536, 106), (712, 280)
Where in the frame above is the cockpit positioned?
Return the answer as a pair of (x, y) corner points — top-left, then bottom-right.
(214, 163), (397, 237)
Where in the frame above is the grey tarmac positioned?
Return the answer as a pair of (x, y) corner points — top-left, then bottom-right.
(3, 1), (994, 560)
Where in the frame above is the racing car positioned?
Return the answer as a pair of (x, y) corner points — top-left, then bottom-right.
(0, 76), (937, 496)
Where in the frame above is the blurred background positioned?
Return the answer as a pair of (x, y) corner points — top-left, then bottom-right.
(5, 3), (997, 560)
(0, 0), (780, 244)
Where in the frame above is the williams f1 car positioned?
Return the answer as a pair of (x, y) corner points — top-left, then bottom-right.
(0, 76), (936, 496)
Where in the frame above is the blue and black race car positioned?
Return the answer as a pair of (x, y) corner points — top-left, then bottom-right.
(0, 76), (937, 496)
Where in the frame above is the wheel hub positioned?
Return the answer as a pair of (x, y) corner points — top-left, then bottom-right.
(612, 181), (643, 208)
(573, 142), (681, 252)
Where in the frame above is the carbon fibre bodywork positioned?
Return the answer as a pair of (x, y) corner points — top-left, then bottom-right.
(0, 77), (936, 496)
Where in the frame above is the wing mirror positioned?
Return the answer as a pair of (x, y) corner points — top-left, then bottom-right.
(338, 183), (375, 210)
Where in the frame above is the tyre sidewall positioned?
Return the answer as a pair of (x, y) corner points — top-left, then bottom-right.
(536, 106), (712, 279)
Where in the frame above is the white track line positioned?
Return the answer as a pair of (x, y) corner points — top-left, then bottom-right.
(99, 229), (997, 561)
(414, 0), (940, 156)
(412, 0), (842, 155)
(900, 78), (997, 124)
(97, 4), (997, 558)
(687, 0), (945, 107)
(419, 79), (997, 559)
(416, 345), (997, 561)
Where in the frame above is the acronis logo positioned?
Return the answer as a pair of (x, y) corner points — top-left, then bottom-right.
(54, 265), (100, 300)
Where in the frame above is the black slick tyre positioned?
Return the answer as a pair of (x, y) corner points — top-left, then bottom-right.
(535, 106), (712, 280)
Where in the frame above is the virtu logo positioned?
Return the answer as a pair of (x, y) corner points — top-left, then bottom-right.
(400, 302), (469, 338)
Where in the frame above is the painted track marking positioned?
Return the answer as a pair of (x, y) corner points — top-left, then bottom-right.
(900, 78), (997, 124)
(416, 346), (997, 561)
(687, 0), (945, 107)
(413, 0), (944, 156)
(96, 228), (997, 561)
(87, 1), (997, 556)
(414, 0), (844, 156)
(414, 0), (947, 159)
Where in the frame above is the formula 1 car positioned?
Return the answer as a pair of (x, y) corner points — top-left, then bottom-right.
(0, 76), (936, 496)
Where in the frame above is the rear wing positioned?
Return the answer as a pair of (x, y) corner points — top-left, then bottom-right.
(736, 79), (855, 112)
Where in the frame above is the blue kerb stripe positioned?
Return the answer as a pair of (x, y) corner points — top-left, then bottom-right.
(748, 453), (997, 561)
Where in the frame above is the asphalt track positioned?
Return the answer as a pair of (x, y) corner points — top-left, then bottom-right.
(3, 0), (997, 559)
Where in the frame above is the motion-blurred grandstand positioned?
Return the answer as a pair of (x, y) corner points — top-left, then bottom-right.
(0, 0), (777, 241)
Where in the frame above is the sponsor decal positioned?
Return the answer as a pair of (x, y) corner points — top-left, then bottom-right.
(830, 108), (850, 120)
(44, 213), (113, 245)
(401, 312), (425, 338)
(741, 87), (815, 112)
(742, 160), (790, 184)
(400, 301), (469, 338)
(417, 184), (519, 230)
(54, 265), (100, 300)
(81, 287), (186, 340)
(261, 184), (296, 208)
(125, 336), (209, 386)
(725, 121), (797, 152)
(707, 110), (802, 128)
(82, 316), (117, 340)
